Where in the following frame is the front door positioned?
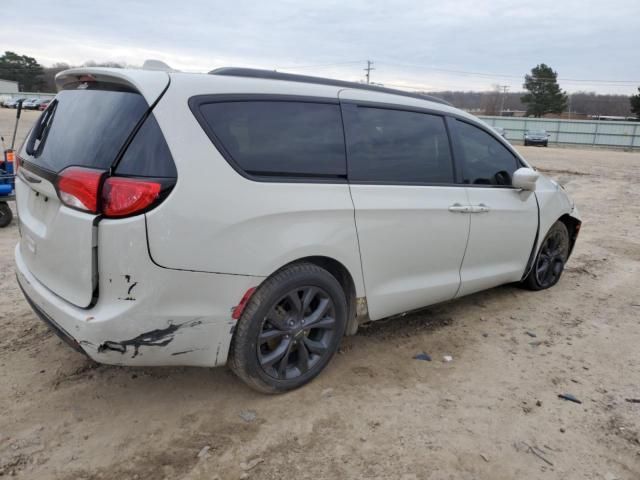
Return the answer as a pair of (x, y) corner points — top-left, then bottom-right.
(451, 119), (538, 297)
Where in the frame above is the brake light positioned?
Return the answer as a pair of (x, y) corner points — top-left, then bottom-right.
(102, 177), (161, 218)
(57, 167), (104, 213)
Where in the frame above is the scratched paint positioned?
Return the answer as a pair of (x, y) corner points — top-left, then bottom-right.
(97, 319), (203, 358)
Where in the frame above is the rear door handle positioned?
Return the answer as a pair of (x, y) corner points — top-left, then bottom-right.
(449, 203), (471, 213)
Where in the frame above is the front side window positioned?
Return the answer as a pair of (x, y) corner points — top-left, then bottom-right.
(456, 120), (519, 186)
(196, 100), (346, 178)
(344, 106), (454, 184)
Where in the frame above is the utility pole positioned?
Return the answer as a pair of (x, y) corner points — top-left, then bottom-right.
(364, 60), (375, 84)
(499, 85), (509, 116)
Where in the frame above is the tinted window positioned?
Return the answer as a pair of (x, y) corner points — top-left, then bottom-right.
(115, 114), (177, 178)
(343, 106), (454, 183)
(198, 101), (346, 177)
(456, 121), (519, 186)
(20, 88), (148, 173)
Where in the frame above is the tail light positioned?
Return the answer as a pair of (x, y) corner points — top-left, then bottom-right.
(56, 166), (166, 218)
(102, 177), (161, 217)
(57, 167), (104, 213)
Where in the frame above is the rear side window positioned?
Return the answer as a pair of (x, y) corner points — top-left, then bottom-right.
(20, 88), (148, 173)
(115, 114), (177, 178)
(456, 120), (519, 186)
(343, 106), (454, 184)
(195, 100), (346, 178)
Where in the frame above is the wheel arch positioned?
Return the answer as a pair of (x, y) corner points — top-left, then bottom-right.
(558, 213), (582, 257)
(521, 211), (581, 281)
(269, 255), (367, 336)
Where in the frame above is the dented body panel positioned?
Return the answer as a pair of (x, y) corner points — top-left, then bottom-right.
(534, 175), (581, 250)
(15, 215), (263, 366)
(518, 175), (582, 284)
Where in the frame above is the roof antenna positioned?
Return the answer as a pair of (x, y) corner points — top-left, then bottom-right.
(142, 60), (178, 72)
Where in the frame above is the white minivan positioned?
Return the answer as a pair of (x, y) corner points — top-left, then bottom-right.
(15, 67), (581, 392)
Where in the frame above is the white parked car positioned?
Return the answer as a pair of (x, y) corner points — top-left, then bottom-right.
(3, 97), (25, 108)
(15, 67), (581, 392)
(22, 98), (43, 110)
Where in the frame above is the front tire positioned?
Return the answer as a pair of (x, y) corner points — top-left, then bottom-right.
(523, 221), (570, 290)
(229, 262), (347, 393)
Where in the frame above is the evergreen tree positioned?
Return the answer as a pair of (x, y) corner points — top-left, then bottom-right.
(521, 64), (568, 117)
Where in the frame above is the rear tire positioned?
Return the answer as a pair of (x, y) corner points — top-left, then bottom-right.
(0, 203), (13, 228)
(523, 221), (570, 291)
(228, 262), (347, 393)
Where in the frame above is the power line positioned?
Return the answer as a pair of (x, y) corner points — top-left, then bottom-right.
(375, 61), (640, 85)
(275, 60), (362, 70)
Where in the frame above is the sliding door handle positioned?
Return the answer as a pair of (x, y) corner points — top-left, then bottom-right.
(470, 204), (491, 213)
(449, 203), (471, 213)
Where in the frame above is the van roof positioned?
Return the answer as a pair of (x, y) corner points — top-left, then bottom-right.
(209, 67), (452, 107)
(56, 66), (483, 128)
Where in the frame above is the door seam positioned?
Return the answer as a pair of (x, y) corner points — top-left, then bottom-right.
(338, 89), (369, 300)
(453, 187), (472, 298)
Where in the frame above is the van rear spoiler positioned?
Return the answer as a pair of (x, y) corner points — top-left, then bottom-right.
(55, 68), (170, 106)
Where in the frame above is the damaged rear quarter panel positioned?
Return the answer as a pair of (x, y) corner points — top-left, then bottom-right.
(50, 215), (265, 367)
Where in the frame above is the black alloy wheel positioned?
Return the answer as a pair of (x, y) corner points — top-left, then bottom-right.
(523, 221), (570, 290)
(535, 228), (566, 288)
(258, 286), (336, 380)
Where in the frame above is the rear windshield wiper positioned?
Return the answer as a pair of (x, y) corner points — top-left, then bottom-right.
(25, 99), (58, 157)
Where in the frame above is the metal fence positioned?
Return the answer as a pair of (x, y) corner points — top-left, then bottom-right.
(479, 116), (640, 150)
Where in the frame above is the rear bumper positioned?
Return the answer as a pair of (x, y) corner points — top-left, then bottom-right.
(15, 225), (264, 367)
(17, 279), (86, 354)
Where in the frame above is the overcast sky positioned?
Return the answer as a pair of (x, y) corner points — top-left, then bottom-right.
(2, 0), (639, 94)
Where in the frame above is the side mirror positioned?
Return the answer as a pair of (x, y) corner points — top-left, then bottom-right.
(512, 167), (539, 191)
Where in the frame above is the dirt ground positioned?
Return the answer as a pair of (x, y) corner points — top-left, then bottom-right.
(1, 108), (639, 479)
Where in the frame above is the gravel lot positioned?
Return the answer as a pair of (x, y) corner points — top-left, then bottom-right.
(1, 108), (639, 479)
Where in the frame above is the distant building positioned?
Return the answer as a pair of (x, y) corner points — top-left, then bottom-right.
(0, 79), (19, 93)
(500, 110), (527, 117)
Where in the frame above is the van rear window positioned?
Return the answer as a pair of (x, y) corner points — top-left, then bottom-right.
(20, 88), (148, 173)
(194, 100), (346, 179)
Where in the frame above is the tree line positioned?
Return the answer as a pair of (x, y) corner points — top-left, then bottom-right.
(0, 51), (126, 92)
(435, 64), (639, 119)
(433, 89), (636, 117)
(1, 52), (640, 119)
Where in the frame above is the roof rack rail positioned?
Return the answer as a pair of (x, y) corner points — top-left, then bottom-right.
(209, 67), (451, 106)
